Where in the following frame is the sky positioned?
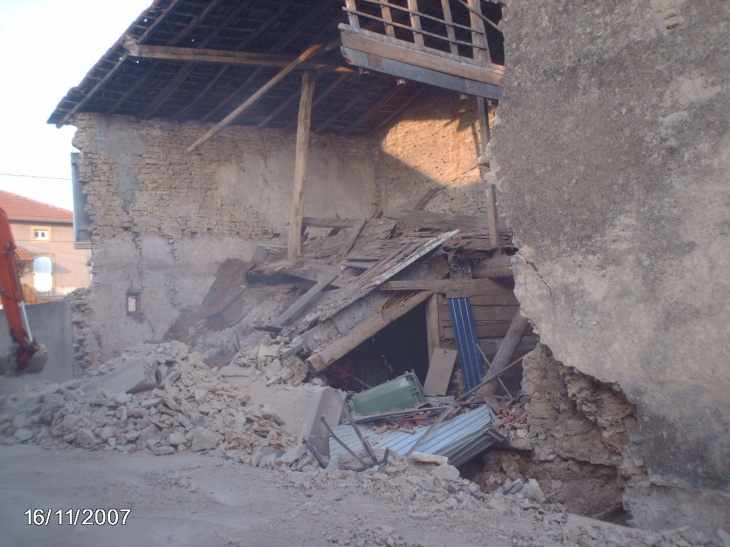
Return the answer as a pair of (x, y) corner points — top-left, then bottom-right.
(0, 0), (153, 210)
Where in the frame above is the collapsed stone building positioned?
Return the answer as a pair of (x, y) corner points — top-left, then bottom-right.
(46, 0), (728, 536)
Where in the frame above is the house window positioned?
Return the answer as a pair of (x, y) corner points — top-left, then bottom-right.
(32, 227), (52, 241)
(33, 256), (53, 293)
(127, 291), (142, 316)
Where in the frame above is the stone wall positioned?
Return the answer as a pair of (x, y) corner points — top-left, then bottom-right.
(72, 114), (377, 361)
(376, 87), (490, 216)
(491, 0), (730, 533)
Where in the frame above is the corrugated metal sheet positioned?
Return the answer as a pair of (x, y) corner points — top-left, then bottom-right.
(447, 297), (484, 391)
(329, 406), (498, 467)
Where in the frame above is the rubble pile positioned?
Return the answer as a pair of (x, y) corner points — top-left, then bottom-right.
(221, 332), (311, 387)
(0, 341), (293, 456)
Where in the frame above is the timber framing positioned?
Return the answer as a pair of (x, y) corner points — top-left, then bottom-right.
(48, 0), (503, 137)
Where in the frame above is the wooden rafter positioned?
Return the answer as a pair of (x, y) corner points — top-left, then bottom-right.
(199, 1), (330, 123)
(314, 80), (378, 134)
(171, 0), (296, 121)
(54, 0), (184, 127)
(187, 44), (323, 153)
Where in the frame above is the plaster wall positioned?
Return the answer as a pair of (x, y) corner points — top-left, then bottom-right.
(491, 0), (730, 532)
(72, 114), (377, 362)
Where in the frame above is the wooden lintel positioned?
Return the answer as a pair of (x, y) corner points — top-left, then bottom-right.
(287, 70), (317, 259)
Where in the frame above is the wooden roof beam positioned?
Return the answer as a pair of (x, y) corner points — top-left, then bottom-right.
(187, 43), (324, 153)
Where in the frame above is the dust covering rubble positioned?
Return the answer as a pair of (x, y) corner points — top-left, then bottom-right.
(0, 340), (723, 546)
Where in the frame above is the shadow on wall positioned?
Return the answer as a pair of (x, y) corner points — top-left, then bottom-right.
(375, 87), (493, 217)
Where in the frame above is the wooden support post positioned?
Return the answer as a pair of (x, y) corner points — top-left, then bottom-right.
(407, 0), (425, 47)
(477, 96), (499, 248)
(478, 313), (529, 396)
(287, 70), (317, 260)
(467, 0), (489, 63)
(426, 294), (441, 360)
(187, 43), (322, 153)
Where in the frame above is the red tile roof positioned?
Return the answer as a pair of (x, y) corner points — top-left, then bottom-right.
(15, 247), (33, 262)
(0, 189), (73, 223)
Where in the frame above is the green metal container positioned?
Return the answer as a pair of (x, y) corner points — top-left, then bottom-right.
(348, 371), (425, 415)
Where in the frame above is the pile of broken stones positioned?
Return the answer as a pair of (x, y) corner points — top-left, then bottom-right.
(0, 341), (292, 456)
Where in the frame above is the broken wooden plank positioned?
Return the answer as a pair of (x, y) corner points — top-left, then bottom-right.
(270, 270), (340, 328)
(302, 217), (356, 228)
(423, 348), (457, 397)
(425, 294), (440, 361)
(380, 277), (507, 294)
(341, 219), (367, 257)
(479, 313), (530, 396)
(280, 262), (343, 288)
(187, 43), (323, 153)
(306, 291), (433, 372)
(288, 69), (317, 259)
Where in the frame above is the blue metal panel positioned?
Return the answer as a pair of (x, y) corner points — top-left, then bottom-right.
(329, 406), (498, 467)
(447, 297), (484, 391)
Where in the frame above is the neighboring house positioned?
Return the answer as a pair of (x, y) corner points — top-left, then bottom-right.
(0, 190), (90, 297)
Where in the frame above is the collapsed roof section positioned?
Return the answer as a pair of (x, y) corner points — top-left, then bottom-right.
(47, 0), (504, 137)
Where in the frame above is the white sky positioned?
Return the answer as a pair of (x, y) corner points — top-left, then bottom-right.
(0, 0), (153, 210)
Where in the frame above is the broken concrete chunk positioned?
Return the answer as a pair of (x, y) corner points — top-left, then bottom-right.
(75, 429), (96, 447)
(154, 446), (175, 456)
(14, 428), (34, 442)
(525, 478), (546, 504)
(168, 431), (187, 446)
(410, 452), (449, 466)
(190, 427), (220, 452)
(431, 464), (460, 481)
(80, 356), (159, 397)
(258, 343), (282, 358)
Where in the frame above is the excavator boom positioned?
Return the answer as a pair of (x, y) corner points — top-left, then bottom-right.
(0, 207), (48, 376)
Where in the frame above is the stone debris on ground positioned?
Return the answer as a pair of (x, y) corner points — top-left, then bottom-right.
(0, 341), (292, 456)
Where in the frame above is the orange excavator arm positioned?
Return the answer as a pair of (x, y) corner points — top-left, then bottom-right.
(0, 207), (47, 376)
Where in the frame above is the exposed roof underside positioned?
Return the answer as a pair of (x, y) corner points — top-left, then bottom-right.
(48, 0), (502, 137)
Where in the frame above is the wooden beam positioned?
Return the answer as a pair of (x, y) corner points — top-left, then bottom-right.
(340, 27), (502, 85)
(440, 0), (460, 56)
(479, 313), (529, 396)
(55, 0), (184, 127)
(314, 80), (377, 134)
(471, 255), (513, 278)
(287, 70), (317, 259)
(380, 277), (510, 295)
(284, 73), (350, 130)
(467, 0), (490, 64)
(425, 294), (441, 362)
(341, 219), (367, 257)
(187, 45), (322, 153)
(124, 43), (349, 71)
(270, 270), (339, 327)
(306, 291), (433, 372)
(344, 0), (360, 28)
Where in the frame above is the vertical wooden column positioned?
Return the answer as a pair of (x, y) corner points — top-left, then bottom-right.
(407, 0), (425, 47)
(440, 0), (460, 56)
(287, 70), (316, 260)
(477, 96), (499, 248)
(381, 1), (406, 85)
(426, 294), (441, 361)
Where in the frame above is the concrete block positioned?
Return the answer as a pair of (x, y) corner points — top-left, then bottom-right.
(80, 356), (158, 397)
(298, 387), (344, 458)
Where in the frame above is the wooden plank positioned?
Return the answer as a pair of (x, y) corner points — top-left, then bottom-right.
(341, 219), (367, 257)
(187, 43), (323, 153)
(423, 348), (457, 396)
(270, 271), (339, 327)
(479, 313), (530, 396)
(466, 305), (520, 322)
(288, 70), (317, 259)
(472, 255), (514, 278)
(407, 0), (425, 47)
(306, 291), (433, 372)
(302, 217), (356, 228)
(281, 263), (343, 288)
(124, 43), (349, 71)
(344, 0), (360, 28)
(460, 293), (519, 306)
(440, 0), (460, 56)
(425, 294), (440, 362)
(380, 277), (509, 294)
(467, 0), (489, 63)
(340, 27), (503, 86)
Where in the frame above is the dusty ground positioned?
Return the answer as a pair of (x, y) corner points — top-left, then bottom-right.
(1, 445), (716, 547)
